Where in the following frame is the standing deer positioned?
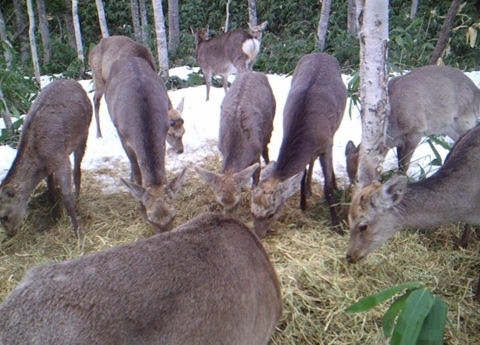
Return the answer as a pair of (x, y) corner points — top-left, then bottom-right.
(105, 56), (186, 233)
(0, 212), (283, 344)
(345, 65), (480, 183)
(191, 22), (267, 101)
(195, 71), (276, 212)
(89, 35), (186, 152)
(347, 125), (480, 299)
(251, 53), (347, 237)
(0, 80), (92, 239)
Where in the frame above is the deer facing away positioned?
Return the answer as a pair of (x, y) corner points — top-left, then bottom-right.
(251, 53), (347, 237)
(191, 22), (268, 101)
(105, 56), (186, 233)
(345, 65), (480, 183)
(0, 212), (283, 345)
(89, 35), (186, 153)
(0, 79), (92, 239)
(195, 71), (276, 212)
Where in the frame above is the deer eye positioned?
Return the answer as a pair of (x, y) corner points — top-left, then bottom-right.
(170, 119), (175, 127)
(358, 224), (368, 232)
(1, 215), (8, 222)
(267, 213), (275, 219)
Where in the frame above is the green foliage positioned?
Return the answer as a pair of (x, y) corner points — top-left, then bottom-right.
(346, 283), (448, 345)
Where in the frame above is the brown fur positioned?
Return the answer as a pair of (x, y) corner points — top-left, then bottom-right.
(104, 57), (186, 232)
(251, 53), (347, 236)
(0, 212), (283, 344)
(195, 72), (276, 212)
(191, 25), (266, 101)
(0, 80), (92, 238)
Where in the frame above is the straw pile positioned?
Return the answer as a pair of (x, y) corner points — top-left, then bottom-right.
(0, 153), (479, 345)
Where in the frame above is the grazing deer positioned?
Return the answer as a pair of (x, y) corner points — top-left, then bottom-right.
(0, 80), (92, 239)
(345, 65), (480, 183)
(195, 72), (276, 212)
(251, 53), (347, 237)
(191, 23), (267, 101)
(0, 212), (283, 344)
(105, 56), (186, 233)
(347, 124), (480, 299)
(89, 35), (186, 152)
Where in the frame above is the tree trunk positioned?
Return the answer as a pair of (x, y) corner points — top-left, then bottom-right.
(429, 0), (462, 65)
(152, 0), (169, 78)
(317, 0), (332, 51)
(131, 0), (142, 42)
(13, 0), (29, 62)
(139, 0), (149, 44)
(26, 0), (41, 86)
(356, 0), (389, 187)
(63, 0), (76, 49)
(347, 0), (357, 34)
(168, 0), (180, 55)
(225, 0), (232, 32)
(410, 0), (419, 19)
(0, 7), (12, 66)
(0, 86), (13, 134)
(95, 0), (110, 37)
(36, 0), (52, 63)
(248, 0), (258, 27)
(72, 0), (85, 76)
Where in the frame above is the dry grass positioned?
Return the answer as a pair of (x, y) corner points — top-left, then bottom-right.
(0, 153), (479, 345)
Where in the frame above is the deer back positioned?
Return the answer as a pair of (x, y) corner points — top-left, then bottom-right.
(347, 124), (480, 263)
(0, 213), (282, 345)
(0, 79), (92, 237)
(196, 72), (276, 211)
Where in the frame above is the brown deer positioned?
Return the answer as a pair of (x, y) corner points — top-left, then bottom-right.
(195, 72), (276, 212)
(251, 53), (347, 237)
(89, 35), (186, 152)
(0, 212), (283, 344)
(0, 80), (92, 239)
(191, 23), (267, 101)
(105, 56), (186, 233)
(347, 125), (480, 299)
(345, 65), (480, 183)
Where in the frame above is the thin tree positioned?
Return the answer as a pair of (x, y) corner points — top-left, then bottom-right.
(248, 0), (258, 27)
(0, 7), (12, 66)
(225, 0), (232, 32)
(347, 0), (357, 34)
(131, 0), (142, 42)
(36, 0), (52, 62)
(152, 0), (169, 78)
(13, 0), (29, 62)
(139, 0), (149, 43)
(168, 0), (180, 55)
(317, 0), (332, 51)
(72, 0), (85, 73)
(429, 0), (462, 65)
(355, 0), (389, 187)
(95, 0), (109, 37)
(63, 0), (76, 49)
(26, 0), (41, 86)
(410, 0), (419, 19)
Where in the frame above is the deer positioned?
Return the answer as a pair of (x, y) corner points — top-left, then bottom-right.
(0, 212), (283, 344)
(251, 53), (347, 237)
(0, 79), (92, 239)
(345, 65), (480, 183)
(104, 56), (187, 233)
(89, 35), (186, 153)
(191, 22), (268, 101)
(195, 71), (276, 212)
(346, 124), (480, 300)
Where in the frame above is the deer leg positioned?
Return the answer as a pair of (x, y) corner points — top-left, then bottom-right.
(56, 162), (82, 239)
(262, 146), (270, 164)
(73, 138), (87, 196)
(319, 151), (343, 235)
(306, 160), (315, 199)
(92, 80), (105, 138)
(300, 168), (308, 211)
(222, 74), (229, 94)
(204, 70), (212, 101)
(397, 133), (421, 173)
(46, 174), (62, 221)
(121, 142), (142, 186)
(252, 159), (261, 187)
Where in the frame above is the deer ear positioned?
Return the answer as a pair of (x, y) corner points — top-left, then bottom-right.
(260, 161), (276, 181)
(1, 186), (16, 198)
(176, 97), (185, 113)
(259, 21), (268, 30)
(167, 168), (187, 195)
(279, 172), (303, 199)
(195, 166), (221, 185)
(377, 175), (407, 208)
(345, 140), (357, 156)
(233, 163), (259, 187)
(190, 26), (195, 35)
(121, 178), (145, 200)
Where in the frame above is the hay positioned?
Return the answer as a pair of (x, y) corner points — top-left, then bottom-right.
(0, 154), (479, 344)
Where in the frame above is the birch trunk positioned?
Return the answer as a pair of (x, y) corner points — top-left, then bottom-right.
(26, 0), (41, 86)
(131, 0), (142, 42)
(95, 0), (110, 37)
(152, 0), (169, 78)
(347, 0), (357, 34)
(168, 0), (180, 55)
(225, 0), (232, 32)
(410, 0), (419, 19)
(317, 0), (332, 51)
(248, 0), (258, 27)
(0, 7), (12, 65)
(139, 0), (149, 44)
(36, 0), (51, 62)
(356, 0), (389, 186)
(72, 0), (85, 75)
(13, 0), (29, 62)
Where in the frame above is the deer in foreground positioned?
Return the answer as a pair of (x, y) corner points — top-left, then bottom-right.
(251, 53), (347, 237)
(345, 65), (480, 183)
(89, 36), (186, 152)
(0, 212), (283, 344)
(105, 56), (186, 233)
(191, 22), (268, 101)
(0, 80), (92, 239)
(195, 71), (276, 212)
(347, 125), (480, 299)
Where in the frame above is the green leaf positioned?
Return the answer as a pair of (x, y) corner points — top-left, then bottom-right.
(426, 138), (443, 166)
(416, 296), (448, 345)
(346, 282), (422, 313)
(391, 288), (435, 345)
(382, 291), (412, 338)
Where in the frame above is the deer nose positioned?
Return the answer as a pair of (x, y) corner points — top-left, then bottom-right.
(346, 255), (356, 264)
(176, 148), (184, 154)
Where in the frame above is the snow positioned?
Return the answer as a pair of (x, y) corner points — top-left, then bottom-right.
(1, 67), (479, 193)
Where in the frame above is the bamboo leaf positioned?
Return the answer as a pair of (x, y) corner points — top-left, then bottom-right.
(416, 297), (448, 345)
(382, 291), (412, 338)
